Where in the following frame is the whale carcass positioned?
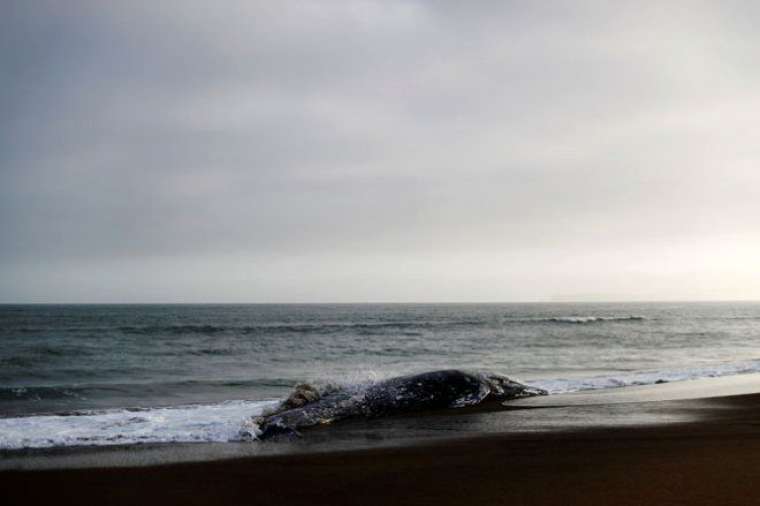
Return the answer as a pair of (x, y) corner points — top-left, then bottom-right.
(246, 369), (547, 440)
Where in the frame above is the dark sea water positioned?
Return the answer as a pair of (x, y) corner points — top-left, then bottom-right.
(2, 302), (760, 449)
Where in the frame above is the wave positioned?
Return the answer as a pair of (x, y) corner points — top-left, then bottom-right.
(3, 316), (661, 340)
(534, 359), (760, 394)
(0, 400), (276, 450)
(0, 378), (296, 404)
(4, 322), (460, 336)
(534, 315), (647, 324)
(114, 320), (483, 336)
(0, 386), (86, 402)
(0, 345), (93, 368)
(110, 317), (646, 335)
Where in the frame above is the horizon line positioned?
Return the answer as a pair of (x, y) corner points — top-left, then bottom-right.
(2, 299), (760, 305)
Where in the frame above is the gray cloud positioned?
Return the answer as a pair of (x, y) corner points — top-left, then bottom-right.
(2, 0), (760, 302)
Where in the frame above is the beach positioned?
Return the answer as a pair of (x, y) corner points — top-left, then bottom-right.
(4, 376), (760, 506)
(3, 304), (760, 505)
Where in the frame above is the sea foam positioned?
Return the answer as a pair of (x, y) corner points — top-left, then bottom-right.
(0, 400), (276, 450)
(534, 359), (760, 393)
(543, 315), (646, 324)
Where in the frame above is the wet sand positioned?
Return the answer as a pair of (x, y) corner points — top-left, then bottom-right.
(4, 378), (760, 505)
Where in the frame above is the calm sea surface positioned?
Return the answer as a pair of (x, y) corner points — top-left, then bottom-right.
(2, 302), (760, 449)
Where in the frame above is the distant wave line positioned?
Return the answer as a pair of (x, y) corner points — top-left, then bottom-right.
(538, 315), (647, 324)
(2, 316), (656, 337)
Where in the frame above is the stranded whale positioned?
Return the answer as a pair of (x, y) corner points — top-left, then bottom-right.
(245, 369), (547, 440)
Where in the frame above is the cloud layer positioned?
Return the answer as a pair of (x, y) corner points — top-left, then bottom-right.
(3, 1), (760, 302)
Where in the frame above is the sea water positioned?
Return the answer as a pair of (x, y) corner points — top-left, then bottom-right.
(2, 302), (760, 449)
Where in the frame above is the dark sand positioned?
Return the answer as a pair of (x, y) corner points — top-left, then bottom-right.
(4, 379), (760, 506)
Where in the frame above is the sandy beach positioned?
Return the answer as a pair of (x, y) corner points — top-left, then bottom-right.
(4, 376), (760, 506)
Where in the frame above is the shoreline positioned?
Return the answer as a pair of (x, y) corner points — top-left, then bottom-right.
(4, 375), (760, 505)
(3, 373), (760, 470)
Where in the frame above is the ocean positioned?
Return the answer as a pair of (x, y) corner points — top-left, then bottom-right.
(2, 302), (760, 450)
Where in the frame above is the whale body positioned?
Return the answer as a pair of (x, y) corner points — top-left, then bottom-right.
(248, 369), (547, 440)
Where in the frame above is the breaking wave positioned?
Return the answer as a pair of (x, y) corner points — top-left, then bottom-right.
(534, 359), (760, 393)
(538, 315), (647, 324)
(0, 400), (276, 450)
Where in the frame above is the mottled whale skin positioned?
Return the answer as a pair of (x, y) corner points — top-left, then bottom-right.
(250, 369), (547, 440)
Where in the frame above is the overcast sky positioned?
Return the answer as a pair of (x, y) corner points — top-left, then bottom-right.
(2, 1), (760, 303)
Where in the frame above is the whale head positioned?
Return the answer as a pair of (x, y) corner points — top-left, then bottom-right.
(483, 373), (548, 400)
